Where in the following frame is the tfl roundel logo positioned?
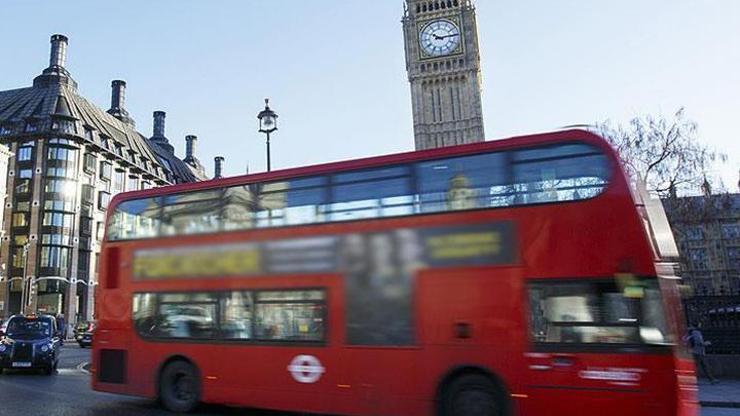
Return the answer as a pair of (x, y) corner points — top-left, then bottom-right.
(287, 355), (326, 384)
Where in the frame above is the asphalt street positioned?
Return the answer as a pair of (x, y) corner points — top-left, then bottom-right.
(0, 344), (288, 416)
(0, 344), (737, 416)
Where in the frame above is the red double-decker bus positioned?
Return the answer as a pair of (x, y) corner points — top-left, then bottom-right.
(92, 130), (697, 416)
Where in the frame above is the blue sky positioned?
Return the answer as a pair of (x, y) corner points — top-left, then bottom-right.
(1, 1), (737, 190)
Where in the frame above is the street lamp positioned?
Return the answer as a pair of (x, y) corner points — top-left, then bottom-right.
(19, 242), (31, 314)
(257, 98), (278, 172)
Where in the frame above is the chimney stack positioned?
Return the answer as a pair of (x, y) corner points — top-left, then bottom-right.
(185, 135), (198, 160)
(107, 80), (135, 127)
(110, 80), (126, 110)
(49, 34), (68, 68)
(34, 34), (77, 89)
(214, 156), (225, 179)
(153, 111), (166, 137)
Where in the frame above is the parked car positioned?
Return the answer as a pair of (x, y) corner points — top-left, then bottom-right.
(0, 315), (62, 375)
(74, 321), (95, 348)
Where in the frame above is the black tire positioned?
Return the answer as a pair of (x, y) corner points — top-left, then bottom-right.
(159, 361), (200, 413)
(43, 365), (54, 376)
(440, 374), (507, 416)
(0, 367), (4, 375)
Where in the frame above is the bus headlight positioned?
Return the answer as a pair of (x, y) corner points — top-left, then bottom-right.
(41, 344), (49, 352)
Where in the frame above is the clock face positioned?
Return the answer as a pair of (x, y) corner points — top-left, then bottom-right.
(419, 19), (461, 57)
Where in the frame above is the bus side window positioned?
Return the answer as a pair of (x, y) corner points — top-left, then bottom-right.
(254, 290), (326, 342)
(512, 144), (609, 204)
(221, 292), (253, 340)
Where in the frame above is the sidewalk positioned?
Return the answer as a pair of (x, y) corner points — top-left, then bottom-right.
(699, 379), (740, 408)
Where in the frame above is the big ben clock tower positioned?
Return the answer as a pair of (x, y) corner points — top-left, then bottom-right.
(403, 0), (485, 150)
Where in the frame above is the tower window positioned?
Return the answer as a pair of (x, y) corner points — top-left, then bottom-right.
(441, 1), (446, 8)
(435, 2), (440, 10)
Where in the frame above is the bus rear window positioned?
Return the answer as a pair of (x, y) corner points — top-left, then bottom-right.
(528, 278), (670, 346)
(108, 142), (610, 240)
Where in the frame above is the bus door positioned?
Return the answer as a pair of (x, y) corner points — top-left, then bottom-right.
(337, 270), (422, 416)
(417, 267), (526, 412)
(522, 278), (672, 416)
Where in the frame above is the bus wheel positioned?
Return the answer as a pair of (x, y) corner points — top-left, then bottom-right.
(159, 361), (200, 413)
(441, 374), (506, 416)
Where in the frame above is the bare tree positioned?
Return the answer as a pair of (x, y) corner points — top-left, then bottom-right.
(598, 108), (725, 197)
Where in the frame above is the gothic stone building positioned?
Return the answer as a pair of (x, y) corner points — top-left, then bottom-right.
(0, 34), (207, 321)
(403, 0), (485, 150)
(664, 194), (740, 294)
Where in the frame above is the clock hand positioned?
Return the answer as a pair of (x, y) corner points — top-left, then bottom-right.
(437, 33), (460, 40)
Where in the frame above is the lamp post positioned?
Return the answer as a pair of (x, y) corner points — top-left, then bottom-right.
(257, 98), (278, 172)
(19, 242), (31, 314)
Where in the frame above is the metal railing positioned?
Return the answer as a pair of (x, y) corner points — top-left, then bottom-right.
(684, 294), (740, 354)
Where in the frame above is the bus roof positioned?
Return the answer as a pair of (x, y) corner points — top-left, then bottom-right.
(109, 129), (615, 210)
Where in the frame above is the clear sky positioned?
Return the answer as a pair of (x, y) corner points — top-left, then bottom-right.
(1, 1), (737, 190)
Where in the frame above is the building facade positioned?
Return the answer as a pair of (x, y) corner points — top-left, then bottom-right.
(664, 193), (740, 294)
(0, 34), (207, 321)
(402, 0), (485, 150)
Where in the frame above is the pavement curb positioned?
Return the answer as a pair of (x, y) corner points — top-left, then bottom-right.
(701, 401), (740, 408)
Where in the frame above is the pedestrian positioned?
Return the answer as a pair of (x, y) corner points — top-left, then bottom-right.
(685, 323), (718, 384)
(56, 313), (66, 339)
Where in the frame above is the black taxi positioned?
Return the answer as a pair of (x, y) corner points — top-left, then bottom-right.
(0, 315), (62, 375)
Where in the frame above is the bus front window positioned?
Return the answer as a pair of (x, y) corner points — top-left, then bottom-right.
(529, 278), (671, 347)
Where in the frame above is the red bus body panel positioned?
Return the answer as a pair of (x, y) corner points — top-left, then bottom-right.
(92, 130), (698, 415)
